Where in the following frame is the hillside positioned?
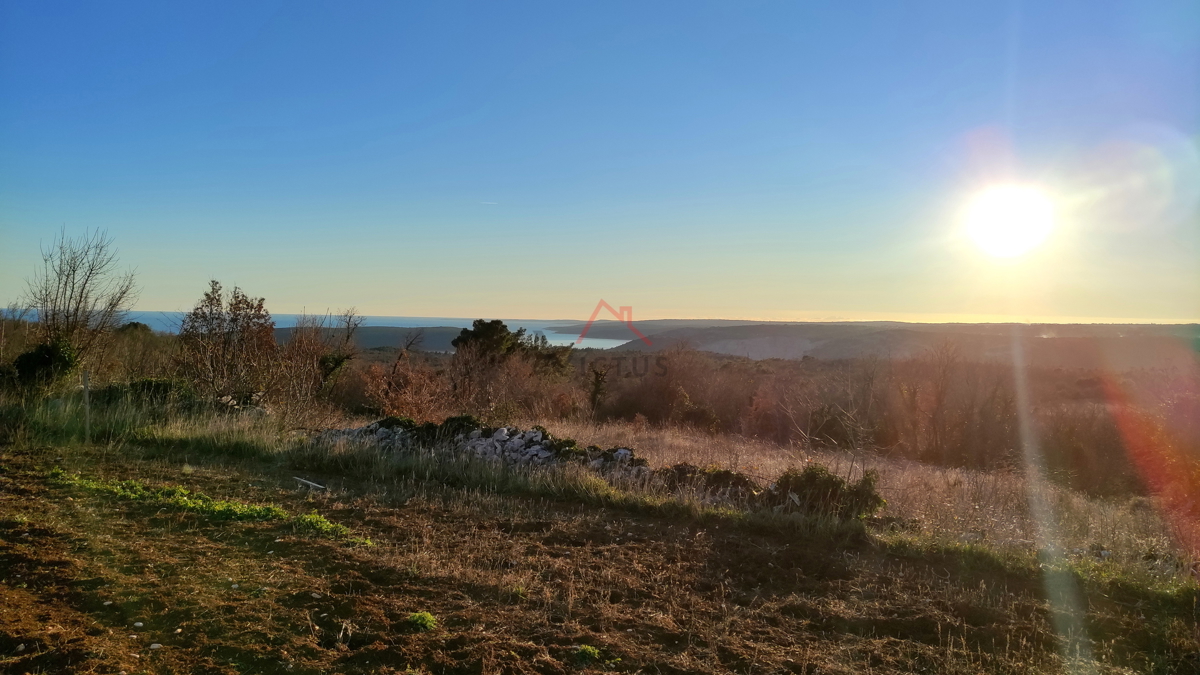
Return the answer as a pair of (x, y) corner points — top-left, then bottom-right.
(584, 322), (1200, 369)
(3, 422), (1197, 675)
(275, 321), (1200, 370)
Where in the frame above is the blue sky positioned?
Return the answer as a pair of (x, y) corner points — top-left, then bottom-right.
(2, 1), (1197, 321)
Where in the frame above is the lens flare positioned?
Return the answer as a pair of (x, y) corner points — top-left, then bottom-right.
(964, 184), (1056, 257)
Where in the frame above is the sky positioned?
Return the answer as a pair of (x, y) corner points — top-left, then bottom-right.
(1, 1), (1198, 322)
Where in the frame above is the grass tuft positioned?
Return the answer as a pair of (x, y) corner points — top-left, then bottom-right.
(405, 611), (437, 632)
(293, 511), (374, 546)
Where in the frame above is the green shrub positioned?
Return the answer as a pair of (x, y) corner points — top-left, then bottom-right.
(547, 437), (585, 460)
(574, 644), (601, 665)
(656, 463), (760, 498)
(406, 611), (437, 632)
(440, 414), (485, 436)
(12, 340), (78, 390)
(764, 464), (885, 520)
(376, 415), (418, 431)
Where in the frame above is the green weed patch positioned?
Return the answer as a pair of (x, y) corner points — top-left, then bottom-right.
(47, 468), (370, 544)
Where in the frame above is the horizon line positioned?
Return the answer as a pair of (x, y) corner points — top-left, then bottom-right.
(122, 310), (1200, 327)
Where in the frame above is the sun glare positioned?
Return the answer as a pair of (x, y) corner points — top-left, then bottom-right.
(964, 184), (1056, 258)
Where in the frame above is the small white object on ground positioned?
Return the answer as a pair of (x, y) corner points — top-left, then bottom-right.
(293, 477), (326, 490)
(150, 643), (162, 649)
(311, 593), (321, 598)
(231, 584), (239, 589)
(133, 622), (143, 628)
(103, 601), (113, 606)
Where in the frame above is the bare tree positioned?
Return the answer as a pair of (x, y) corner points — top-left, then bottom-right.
(175, 280), (276, 402)
(22, 228), (138, 360)
(274, 309), (363, 418)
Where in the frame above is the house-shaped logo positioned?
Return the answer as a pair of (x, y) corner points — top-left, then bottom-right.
(576, 300), (652, 346)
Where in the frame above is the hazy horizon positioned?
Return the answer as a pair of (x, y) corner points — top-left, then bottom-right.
(120, 310), (1200, 330)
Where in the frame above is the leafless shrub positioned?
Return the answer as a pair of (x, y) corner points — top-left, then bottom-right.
(365, 347), (455, 423)
(175, 281), (276, 403)
(96, 322), (177, 382)
(446, 341), (579, 424)
(21, 228), (138, 360)
(272, 310), (363, 426)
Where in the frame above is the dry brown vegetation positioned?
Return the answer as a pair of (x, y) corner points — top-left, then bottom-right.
(3, 268), (1200, 673)
(537, 419), (1198, 571)
(2, 430), (1197, 675)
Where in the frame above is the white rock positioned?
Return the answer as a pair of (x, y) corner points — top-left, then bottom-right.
(150, 643), (162, 650)
(614, 448), (633, 462)
(492, 428), (509, 441)
(134, 622), (144, 628)
(469, 429), (482, 440)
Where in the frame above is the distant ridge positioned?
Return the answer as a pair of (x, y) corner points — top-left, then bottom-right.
(602, 322), (1200, 369)
(277, 320), (1200, 369)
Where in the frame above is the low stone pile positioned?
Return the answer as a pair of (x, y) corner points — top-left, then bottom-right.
(312, 417), (888, 520)
(313, 415), (650, 474)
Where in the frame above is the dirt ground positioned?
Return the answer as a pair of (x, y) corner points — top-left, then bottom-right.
(0, 444), (1196, 674)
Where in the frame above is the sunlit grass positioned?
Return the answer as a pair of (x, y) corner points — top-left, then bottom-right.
(8, 394), (1196, 593)
(47, 468), (371, 545)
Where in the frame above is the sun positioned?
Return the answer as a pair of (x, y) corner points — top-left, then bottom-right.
(964, 184), (1056, 258)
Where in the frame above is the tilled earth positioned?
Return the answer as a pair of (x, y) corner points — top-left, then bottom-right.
(0, 445), (1195, 674)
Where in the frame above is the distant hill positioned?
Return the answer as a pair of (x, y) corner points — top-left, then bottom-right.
(605, 322), (1200, 370)
(543, 319), (754, 341)
(274, 326), (463, 352)
(277, 321), (1200, 370)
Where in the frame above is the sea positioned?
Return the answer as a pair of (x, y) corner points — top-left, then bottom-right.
(124, 312), (627, 350)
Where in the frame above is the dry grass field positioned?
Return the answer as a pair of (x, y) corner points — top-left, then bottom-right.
(1, 405), (1198, 674)
(545, 419), (1196, 566)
